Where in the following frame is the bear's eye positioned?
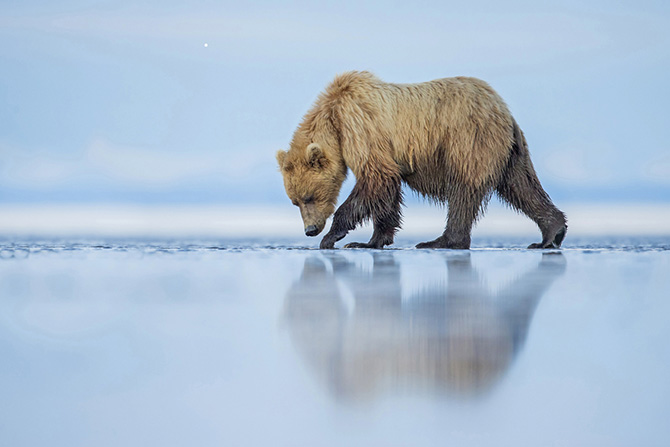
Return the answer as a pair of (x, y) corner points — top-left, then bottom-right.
(291, 199), (299, 206)
(303, 195), (314, 204)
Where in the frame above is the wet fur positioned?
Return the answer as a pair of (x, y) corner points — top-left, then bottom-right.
(277, 71), (567, 249)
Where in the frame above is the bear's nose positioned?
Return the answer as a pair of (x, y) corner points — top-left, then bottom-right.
(305, 225), (319, 236)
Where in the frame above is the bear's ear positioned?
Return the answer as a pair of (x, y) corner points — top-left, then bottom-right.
(276, 150), (287, 170)
(306, 143), (328, 169)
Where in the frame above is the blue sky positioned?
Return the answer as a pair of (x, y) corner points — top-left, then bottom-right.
(1, 0), (669, 204)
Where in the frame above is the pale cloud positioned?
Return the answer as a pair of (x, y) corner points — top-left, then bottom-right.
(0, 139), (274, 189)
(86, 138), (222, 186)
(0, 144), (79, 187)
(539, 141), (624, 186)
(642, 153), (670, 184)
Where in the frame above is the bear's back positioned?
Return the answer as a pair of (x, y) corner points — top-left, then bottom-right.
(382, 77), (515, 189)
(318, 72), (516, 190)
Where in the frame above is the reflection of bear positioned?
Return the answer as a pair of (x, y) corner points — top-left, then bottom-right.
(276, 71), (567, 249)
(282, 253), (566, 400)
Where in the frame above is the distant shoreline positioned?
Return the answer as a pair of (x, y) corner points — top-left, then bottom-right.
(1, 203), (669, 238)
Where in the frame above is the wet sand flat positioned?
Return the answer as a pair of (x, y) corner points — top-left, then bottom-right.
(1, 238), (669, 446)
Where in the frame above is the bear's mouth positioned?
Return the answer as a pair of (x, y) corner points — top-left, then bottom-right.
(300, 204), (326, 237)
(305, 225), (321, 237)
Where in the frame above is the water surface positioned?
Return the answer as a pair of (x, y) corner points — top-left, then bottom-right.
(1, 238), (669, 446)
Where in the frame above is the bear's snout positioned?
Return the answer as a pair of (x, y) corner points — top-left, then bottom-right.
(305, 225), (320, 237)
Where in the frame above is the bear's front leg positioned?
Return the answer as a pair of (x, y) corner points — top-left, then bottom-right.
(320, 176), (402, 249)
(343, 213), (400, 249)
(319, 192), (360, 249)
(319, 221), (349, 249)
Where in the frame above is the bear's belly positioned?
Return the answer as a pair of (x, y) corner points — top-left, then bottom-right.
(402, 171), (452, 202)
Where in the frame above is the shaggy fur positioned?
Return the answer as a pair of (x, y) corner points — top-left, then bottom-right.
(276, 71), (567, 249)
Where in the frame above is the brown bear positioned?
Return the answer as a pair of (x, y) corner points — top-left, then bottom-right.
(276, 71), (566, 249)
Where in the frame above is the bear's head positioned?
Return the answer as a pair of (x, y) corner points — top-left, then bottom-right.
(277, 142), (347, 237)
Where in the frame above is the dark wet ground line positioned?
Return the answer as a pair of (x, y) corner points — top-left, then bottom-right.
(1, 236), (669, 257)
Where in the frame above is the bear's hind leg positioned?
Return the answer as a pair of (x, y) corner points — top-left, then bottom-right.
(496, 154), (567, 249)
(415, 188), (484, 249)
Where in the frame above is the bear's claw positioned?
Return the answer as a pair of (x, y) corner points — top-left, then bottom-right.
(319, 240), (336, 249)
(528, 225), (567, 249)
(320, 230), (347, 249)
(415, 236), (470, 249)
(527, 242), (558, 249)
(343, 242), (379, 249)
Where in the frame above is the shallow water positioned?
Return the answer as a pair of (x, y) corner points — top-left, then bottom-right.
(1, 237), (669, 446)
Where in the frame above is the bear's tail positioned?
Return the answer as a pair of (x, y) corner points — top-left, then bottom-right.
(496, 119), (567, 248)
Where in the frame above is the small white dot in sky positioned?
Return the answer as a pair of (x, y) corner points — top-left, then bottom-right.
(203, 43), (208, 48)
